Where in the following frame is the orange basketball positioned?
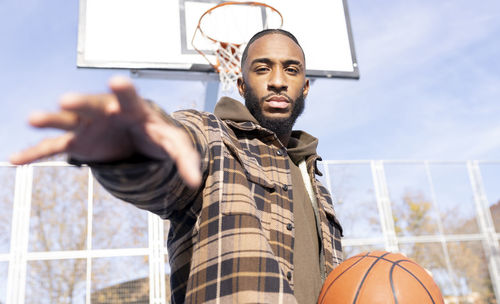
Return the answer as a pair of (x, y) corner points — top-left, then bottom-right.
(317, 251), (444, 304)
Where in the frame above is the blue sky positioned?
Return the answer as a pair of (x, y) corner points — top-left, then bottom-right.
(1, 1), (499, 299)
(1, 0), (500, 162)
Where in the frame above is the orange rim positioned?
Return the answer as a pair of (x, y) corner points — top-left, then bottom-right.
(191, 1), (283, 72)
(196, 1), (283, 45)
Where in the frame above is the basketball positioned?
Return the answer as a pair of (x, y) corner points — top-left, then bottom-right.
(317, 251), (444, 304)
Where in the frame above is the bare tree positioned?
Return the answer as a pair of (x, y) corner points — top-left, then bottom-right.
(0, 167), (16, 304)
(22, 163), (150, 304)
(26, 165), (88, 303)
(393, 192), (495, 303)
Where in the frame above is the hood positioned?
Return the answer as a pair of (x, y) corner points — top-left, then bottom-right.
(213, 97), (319, 164)
(214, 96), (259, 124)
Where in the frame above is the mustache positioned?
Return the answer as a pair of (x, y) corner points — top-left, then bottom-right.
(261, 93), (293, 103)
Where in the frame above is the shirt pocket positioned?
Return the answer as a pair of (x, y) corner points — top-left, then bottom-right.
(220, 137), (275, 217)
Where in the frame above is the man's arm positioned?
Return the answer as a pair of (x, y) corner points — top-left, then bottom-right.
(89, 107), (211, 219)
(10, 76), (201, 188)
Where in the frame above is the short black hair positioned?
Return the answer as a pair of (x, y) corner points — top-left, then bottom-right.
(240, 29), (305, 70)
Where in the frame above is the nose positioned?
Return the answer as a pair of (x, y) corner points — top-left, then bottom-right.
(267, 69), (288, 93)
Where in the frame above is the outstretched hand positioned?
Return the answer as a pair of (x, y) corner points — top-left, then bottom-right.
(10, 76), (201, 188)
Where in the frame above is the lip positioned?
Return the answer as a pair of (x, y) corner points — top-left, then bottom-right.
(265, 96), (289, 109)
(266, 95), (289, 102)
(265, 95), (290, 110)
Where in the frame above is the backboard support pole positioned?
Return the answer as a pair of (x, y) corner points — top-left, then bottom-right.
(203, 81), (220, 112)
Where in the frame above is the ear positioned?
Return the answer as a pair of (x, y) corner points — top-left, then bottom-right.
(237, 77), (246, 98)
(302, 78), (310, 97)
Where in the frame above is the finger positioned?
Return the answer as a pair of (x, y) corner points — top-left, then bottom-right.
(172, 139), (202, 188)
(160, 127), (201, 188)
(146, 124), (202, 188)
(9, 133), (74, 165)
(108, 76), (147, 115)
(28, 111), (79, 131)
(59, 93), (118, 118)
(177, 147), (202, 188)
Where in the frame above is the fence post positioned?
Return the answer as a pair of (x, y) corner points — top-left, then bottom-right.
(6, 165), (33, 304)
(467, 160), (500, 301)
(371, 160), (399, 252)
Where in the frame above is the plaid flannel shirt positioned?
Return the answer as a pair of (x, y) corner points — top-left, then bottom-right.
(91, 97), (343, 304)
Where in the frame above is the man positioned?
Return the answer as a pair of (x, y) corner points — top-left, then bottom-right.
(11, 29), (343, 303)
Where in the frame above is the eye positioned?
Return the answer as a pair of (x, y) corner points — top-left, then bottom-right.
(285, 67), (299, 74)
(255, 66), (270, 73)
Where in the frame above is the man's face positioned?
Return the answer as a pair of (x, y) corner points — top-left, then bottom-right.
(238, 34), (309, 135)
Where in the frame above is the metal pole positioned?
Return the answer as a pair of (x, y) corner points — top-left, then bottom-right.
(86, 167), (93, 304)
(424, 161), (460, 300)
(370, 161), (398, 252)
(203, 81), (220, 112)
(467, 161), (500, 301)
(149, 212), (166, 304)
(6, 165), (33, 304)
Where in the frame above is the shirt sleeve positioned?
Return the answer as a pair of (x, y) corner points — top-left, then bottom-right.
(88, 105), (210, 220)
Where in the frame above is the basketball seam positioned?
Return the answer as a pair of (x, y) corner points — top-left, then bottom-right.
(389, 260), (437, 304)
(365, 254), (437, 304)
(318, 252), (371, 304)
(320, 253), (441, 304)
(352, 252), (391, 304)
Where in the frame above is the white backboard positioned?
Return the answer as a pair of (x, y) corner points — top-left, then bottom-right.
(77, 0), (359, 80)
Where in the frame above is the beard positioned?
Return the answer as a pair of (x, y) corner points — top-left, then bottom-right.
(244, 87), (305, 137)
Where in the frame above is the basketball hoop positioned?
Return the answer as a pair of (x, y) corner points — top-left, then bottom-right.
(192, 1), (283, 92)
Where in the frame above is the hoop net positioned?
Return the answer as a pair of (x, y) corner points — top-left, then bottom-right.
(192, 1), (283, 92)
(213, 42), (243, 91)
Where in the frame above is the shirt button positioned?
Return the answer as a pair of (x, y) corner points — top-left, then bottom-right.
(286, 271), (292, 280)
(276, 149), (283, 156)
(282, 184), (288, 191)
(286, 223), (293, 231)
